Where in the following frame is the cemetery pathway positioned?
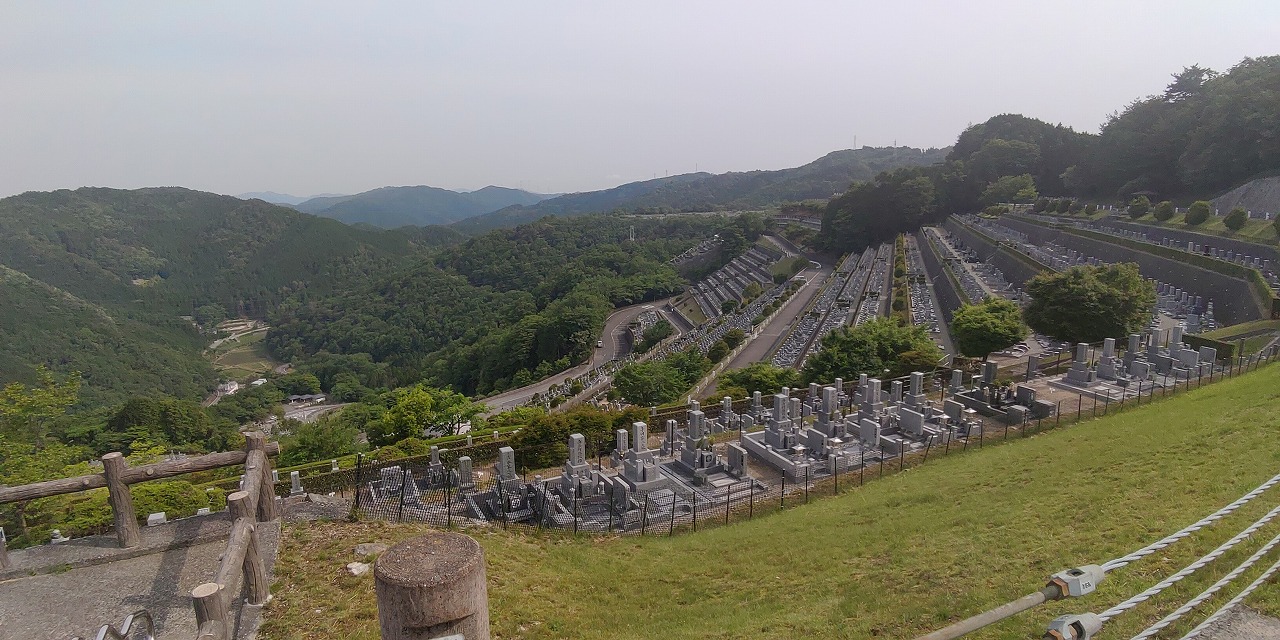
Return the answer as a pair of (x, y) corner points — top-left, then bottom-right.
(704, 262), (833, 395)
(0, 518), (280, 640)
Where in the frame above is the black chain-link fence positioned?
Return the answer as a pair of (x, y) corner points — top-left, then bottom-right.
(286, 352), (1277, 538)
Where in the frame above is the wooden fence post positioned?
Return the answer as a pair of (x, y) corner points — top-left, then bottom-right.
(244, 432), (279, 522)
(192, 582), (229, 640)
(0, 527), (10, 569)
(102, 452), (141, 548)
(227, 491), (270, 605)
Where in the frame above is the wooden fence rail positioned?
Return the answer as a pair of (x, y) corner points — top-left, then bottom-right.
(190, 432), (279, 640)
(0, 431), (278, 550)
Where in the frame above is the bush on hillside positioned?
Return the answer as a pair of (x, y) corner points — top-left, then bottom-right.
(1224, 207), (1248, 231)
(1186, 201), (1212, 225)
(1153, 200), (1175, 221)
(1127, 196), (1150, 219)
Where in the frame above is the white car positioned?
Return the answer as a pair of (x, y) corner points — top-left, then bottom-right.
(597, 340), (604, 348)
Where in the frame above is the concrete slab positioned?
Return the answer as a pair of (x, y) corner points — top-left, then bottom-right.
(1201, 607), (1280, 640)
(0, 521), (279, 640)
(0, 495), (343, 640)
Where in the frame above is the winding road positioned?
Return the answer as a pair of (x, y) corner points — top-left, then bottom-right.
(480, 297), (680, 413)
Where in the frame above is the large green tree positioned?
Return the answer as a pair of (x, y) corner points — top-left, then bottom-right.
(800, 318), (943, 384)
(950, 297), (1029, 359)
(279, 415), (360, 466)
(369, 384), (486, 445)
(1023, 264), (1156, 344)
(715, 363), (800, 400)
(0, 366), (81, 444)
(980, 174), (1039, 206)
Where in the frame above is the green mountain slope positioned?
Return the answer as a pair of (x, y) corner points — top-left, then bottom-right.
(294, 185), (552, 228)
(266, 214), (749, 395)
(0, 187), (450, 316)
(0, 265), (215, 407)
(454, 146), (950, 233)
(0, 187), (459, 404)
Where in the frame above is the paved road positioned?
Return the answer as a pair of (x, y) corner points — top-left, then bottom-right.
(700, 263), (832, 396)
(283, 402), (349, 423)
(481, 297), (677, 413)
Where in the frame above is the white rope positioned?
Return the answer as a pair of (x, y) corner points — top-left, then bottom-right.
(1103, 472), (1280, 572)
(1179, 554), (1280, 639)
(1100, 503), (1280, 621)
(1131, 531), (1280, 639)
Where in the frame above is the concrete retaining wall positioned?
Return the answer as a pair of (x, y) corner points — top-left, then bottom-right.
(917, 230), (966, 322)
(1000, 217), (1262, 326)
(943, 218), (1046, 288)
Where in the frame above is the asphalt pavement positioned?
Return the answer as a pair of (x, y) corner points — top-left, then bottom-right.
(481, 297), (677, 412)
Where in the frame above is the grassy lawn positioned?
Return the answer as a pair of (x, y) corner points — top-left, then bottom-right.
(209, 331), (279, 378)
(676, 296), (708, 326)
(1205, 320), (1280, 356)
(262, 363), (1280, 640)
(1204, 319), (1280, 340)
(1127, 211), (1280, 244)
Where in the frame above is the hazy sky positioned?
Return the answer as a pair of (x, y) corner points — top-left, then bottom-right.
(2, 2), (1277, 198)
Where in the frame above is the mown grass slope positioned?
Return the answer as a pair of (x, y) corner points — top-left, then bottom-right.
(263, 363), (1280, 640)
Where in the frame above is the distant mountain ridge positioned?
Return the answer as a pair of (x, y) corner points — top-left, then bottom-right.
(294, 184), (554, 228)
(236, 191), (346, 205)
(453, 146), (950, 233)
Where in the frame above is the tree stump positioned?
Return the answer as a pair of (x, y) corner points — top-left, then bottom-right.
(374, 533), (490, 640)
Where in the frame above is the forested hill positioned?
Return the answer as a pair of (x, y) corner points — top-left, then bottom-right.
(819, 56), (1280, 253)
(0, 187), (455, 317)
(454, 146), (950, 233)
(0, 187), (458, 404)
(292, 184), (553, 228)
(266, 213), (763, 396)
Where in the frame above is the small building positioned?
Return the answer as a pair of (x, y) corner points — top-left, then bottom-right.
(288, 394), (326, 404)
(250, 378), (268, 387)
(217, 381), (240, 396)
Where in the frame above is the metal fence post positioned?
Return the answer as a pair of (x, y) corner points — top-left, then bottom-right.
(396, 467), (409, 522)
(922, 436), (933, 464)
(749, 481), (754, 519)
(446, 483), (453, 530)
(641, 494), (649, 535)
(353, 453), (364, 514)
(805, 467), (810, 503)
(668, 497), (676, 537)
(724, 486), (732, 525)
(692, 497), (697, 533)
